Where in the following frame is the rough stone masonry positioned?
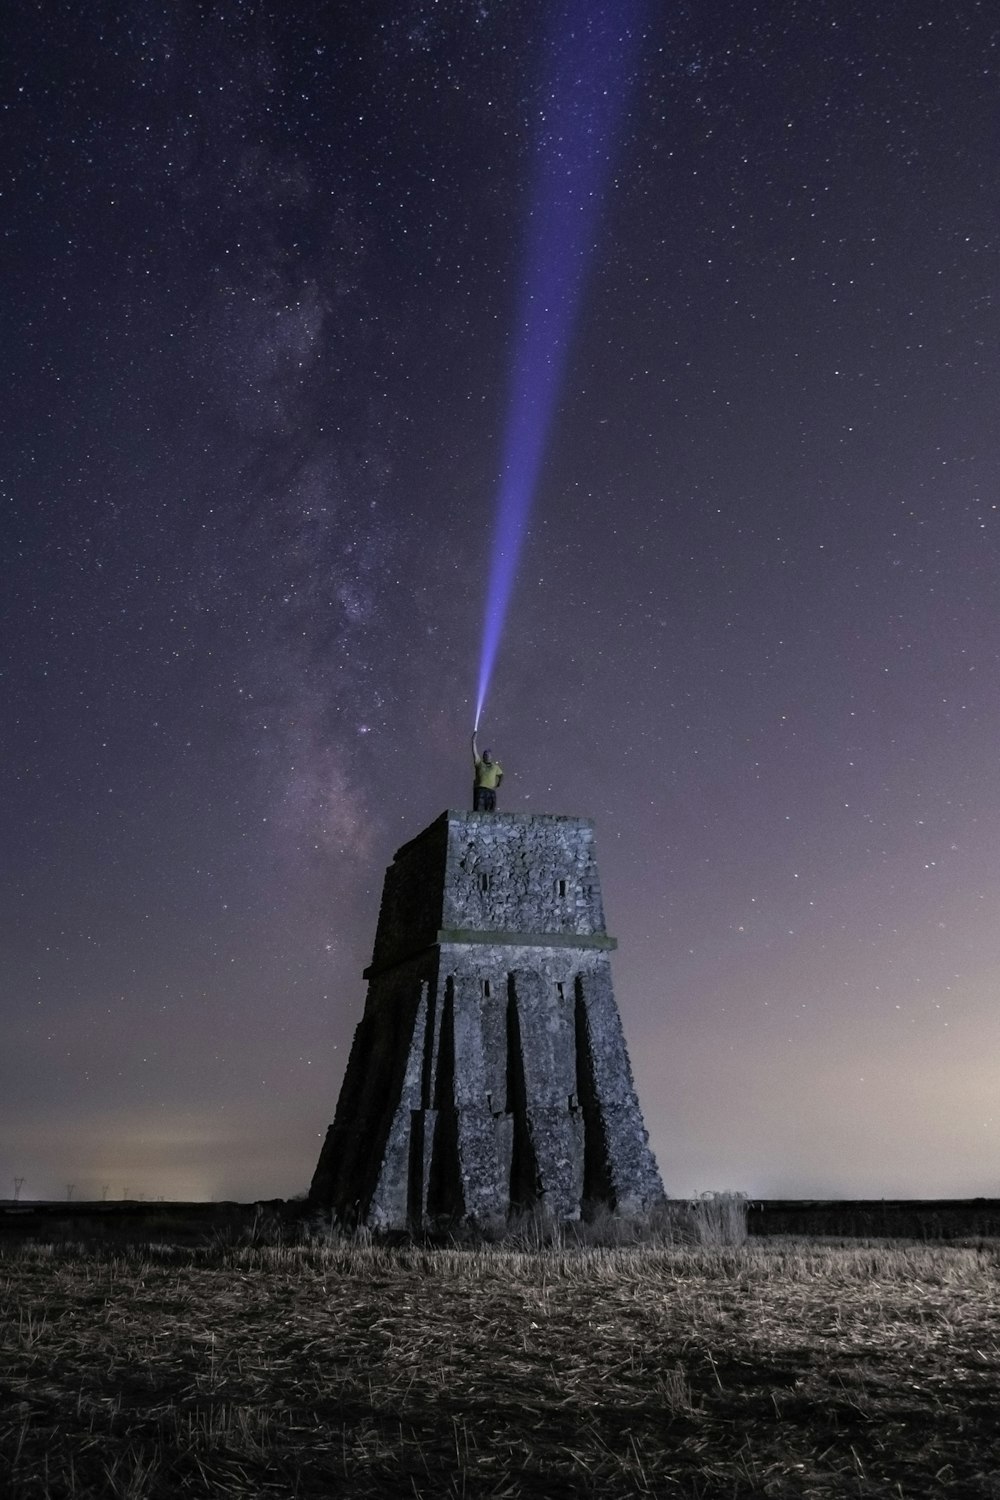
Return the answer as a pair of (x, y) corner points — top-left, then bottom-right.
(310, 810), (665, 1229)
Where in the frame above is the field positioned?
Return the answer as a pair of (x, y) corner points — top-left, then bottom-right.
(3, 1231), (1000, 1498)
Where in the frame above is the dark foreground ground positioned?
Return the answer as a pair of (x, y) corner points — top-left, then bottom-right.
(3, 1231), (1000, 1498)
(4, 1196), (1000, 1246)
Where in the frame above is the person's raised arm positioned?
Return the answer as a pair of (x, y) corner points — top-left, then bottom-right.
(471, 730), (479, 766)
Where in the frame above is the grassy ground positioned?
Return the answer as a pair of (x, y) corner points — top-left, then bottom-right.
(3, 1237), (1000, 1498)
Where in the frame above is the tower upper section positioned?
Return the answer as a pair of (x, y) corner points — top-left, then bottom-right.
(367, 810), (612, 975)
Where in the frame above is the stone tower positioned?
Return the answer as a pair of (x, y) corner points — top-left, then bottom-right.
(310, 810), (664, 1229)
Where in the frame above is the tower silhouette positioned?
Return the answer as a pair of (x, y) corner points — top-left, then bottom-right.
(310, 811), (664, 1228)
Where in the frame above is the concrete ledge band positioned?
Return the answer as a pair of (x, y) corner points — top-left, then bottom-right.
(364, 927), (617, 979)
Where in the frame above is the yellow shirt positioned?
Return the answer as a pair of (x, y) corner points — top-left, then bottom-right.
(474, 755), (503, 789)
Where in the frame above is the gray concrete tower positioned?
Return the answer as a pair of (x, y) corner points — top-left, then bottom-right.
(310, 810), (664, 1229)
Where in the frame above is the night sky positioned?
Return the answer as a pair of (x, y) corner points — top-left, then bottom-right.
(4, 1), (999, 1204)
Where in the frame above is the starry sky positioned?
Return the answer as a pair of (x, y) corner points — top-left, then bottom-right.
(4, 0), (999, 1204)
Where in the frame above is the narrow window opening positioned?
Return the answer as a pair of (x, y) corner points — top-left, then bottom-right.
(483, 979), (491, 999)
(479, 872), (490, 892)
(556, 982), (565, 1000)
(558, 879), (567, 898)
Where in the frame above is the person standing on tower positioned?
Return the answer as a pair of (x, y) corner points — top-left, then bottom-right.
(471, 731), (503, 811)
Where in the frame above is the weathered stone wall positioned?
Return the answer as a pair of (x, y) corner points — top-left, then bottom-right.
(310, 952), (440, 1226)
(310, 811), (664, 1230)
(443, 811), (607, 937)
(367, 812), (609, 975)
(368, 817), (448, 973)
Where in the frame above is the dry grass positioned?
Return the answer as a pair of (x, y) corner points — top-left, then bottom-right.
(3, 1236), (1000, 1497)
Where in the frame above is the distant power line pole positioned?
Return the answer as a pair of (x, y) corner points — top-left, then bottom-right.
(101, 1185), (109, 1202)
(13, 1177), (25, 1202)
(66, 1184), (75, 1202)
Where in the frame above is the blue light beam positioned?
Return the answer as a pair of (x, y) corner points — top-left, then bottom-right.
(474, 0), (645, 730)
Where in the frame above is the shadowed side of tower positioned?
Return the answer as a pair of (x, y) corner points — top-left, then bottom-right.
(309, 811), (664, 1229)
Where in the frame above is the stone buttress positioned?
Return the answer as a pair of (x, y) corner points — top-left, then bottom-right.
(309, 811), (664, 1229)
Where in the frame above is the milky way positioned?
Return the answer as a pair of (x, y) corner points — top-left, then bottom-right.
(3, 1), (999, 1201)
